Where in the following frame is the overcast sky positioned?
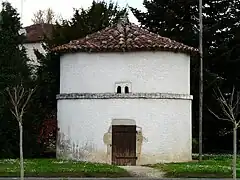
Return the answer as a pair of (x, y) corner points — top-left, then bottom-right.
(2, 0), (145, 26)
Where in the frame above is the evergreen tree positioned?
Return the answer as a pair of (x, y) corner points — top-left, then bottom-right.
(47, 1), (127, 47)
(0, 2), (31, 87)
(0, 2), (32, 157)
(208, 0), (240, 89)
(131, 0), (199, 47)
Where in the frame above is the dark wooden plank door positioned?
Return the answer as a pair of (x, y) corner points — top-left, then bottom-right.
(112, 125), (137, 166)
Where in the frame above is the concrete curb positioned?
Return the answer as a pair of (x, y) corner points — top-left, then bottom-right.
(0, 178), (239, 180)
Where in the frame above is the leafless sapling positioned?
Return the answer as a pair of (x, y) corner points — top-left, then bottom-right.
(6, 85), (36, 180)
(209, 86), (240, 180)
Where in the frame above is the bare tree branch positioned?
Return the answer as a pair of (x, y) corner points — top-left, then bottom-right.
(208, 108), (233, 123)
(233, 92), (240, 119)
(6, 85), (36, 123)
(215, 87), (235, 121)
(6, 87), (20, 120)
(20, 87), (36, 119)
(10, 109), (18, 120)
(230, 86), (235, 108)
(32, 8), (58, 24)
(32, 10), (45, 24)
(14, 87), (17, 104)
(17, 87), (25, 106)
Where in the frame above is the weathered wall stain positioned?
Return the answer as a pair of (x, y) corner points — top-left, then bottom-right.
(57, 129), (100, 161)
(56, 132), (72, 159)
(57, 127), (191, 164)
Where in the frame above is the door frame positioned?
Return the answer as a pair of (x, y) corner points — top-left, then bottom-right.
(111, 119), (137, 166)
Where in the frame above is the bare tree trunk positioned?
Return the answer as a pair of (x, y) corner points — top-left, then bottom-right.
(19, 121), (24, 180)
(233, 123), (237, 180)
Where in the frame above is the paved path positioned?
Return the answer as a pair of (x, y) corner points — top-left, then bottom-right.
(119, 166), (165, 178)
(0, 178), (239, 180)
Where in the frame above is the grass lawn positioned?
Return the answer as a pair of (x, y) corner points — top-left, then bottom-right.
(0, 158), (130, 177)
(148, 154), (240, 178)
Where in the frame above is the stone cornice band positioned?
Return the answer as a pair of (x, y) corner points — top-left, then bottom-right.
(57, 93), (193, 100)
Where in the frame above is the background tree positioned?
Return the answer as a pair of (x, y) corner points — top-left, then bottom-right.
(46, 0), (127, 47)
(0, 2), (34, 158)
(130, 0), (198, 47)
(202, 0), (240, 152)
(31, 8), (60, 24)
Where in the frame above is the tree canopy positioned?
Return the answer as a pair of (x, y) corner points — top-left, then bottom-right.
(31, 8), (59, 24)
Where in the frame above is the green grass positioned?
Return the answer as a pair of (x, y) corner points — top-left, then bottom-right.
(0, 158), (130, 177)
(148, 154), (240, 178)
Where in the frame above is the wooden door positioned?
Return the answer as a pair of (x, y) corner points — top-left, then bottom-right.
(112, 125), (137, 166)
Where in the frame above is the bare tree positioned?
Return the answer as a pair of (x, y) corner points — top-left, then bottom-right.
(209, 86), (240, 180)
(6, 85), (36, 180)
(32, 10), (45, 24)
(32, 8), (59, 24)
(45, 8), (55, 24)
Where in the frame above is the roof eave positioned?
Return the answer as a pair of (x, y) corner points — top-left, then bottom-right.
(51, 46), (199, 56)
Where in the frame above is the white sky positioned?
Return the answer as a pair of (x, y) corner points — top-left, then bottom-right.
(2, 0), (145, 26)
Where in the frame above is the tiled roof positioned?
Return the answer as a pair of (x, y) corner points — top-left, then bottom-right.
(52, 22), (199, 55)
(24, 23), (53, 43)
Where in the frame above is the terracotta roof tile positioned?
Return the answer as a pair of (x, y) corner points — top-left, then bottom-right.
(52, 22), (199, 55)
(24, 23), (53, 43)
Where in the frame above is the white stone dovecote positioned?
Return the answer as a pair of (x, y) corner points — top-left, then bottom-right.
(55, 22), (197, 165)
